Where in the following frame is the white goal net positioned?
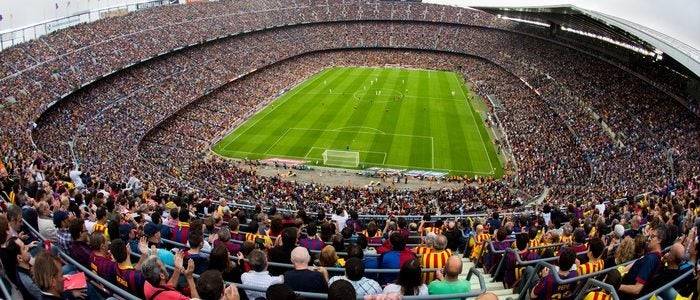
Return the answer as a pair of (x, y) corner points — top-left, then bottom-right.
(322, 150), (360, 168)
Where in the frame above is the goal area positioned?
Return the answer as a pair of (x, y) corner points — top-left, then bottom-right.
(322, 149), (360, 168)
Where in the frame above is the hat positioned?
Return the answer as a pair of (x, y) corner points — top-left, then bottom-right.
(53, 211), (69, 228)
(614, 224), (625, 238)
(144, 222), (160, 237)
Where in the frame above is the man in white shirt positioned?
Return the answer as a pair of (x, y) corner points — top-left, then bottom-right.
(331, 207), (348, 232)
(241, 249), (283, 299)
(69, 166), (85, 190)
(595, 199), (606, 215)
(329, 257), (382, 296)
(37, 201), (57, 242)
(126, 169), (142, 196)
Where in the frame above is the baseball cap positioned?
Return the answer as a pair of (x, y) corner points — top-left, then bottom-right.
(119, 223), (133, 241)
(144, 222), (160, 237)
(53, 211), (69, 228)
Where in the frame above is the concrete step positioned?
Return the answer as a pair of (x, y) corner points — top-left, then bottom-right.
(470, 281), (505, 291)
(498, 294), (519, 300)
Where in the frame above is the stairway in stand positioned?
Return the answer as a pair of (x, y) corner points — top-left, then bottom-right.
(461, 256), (519, 300)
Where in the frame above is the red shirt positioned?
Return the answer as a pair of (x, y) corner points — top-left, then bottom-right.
(143, 281), (189, 300)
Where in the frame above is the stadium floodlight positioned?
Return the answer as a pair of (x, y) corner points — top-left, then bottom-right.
(322, 149), (360, 168)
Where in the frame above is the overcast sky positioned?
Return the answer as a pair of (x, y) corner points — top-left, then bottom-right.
(426, 0), (700, 51)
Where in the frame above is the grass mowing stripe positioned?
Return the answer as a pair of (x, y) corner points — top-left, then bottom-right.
(453, 72), (494, 173)
(214, 68), (332, 153)
(247, 68), (352, 155)
(296, 67), (378, 159)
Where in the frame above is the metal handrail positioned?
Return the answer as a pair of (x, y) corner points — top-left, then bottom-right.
(491, 243), (568, 282)
(574, 279), (620, 300)
(22, 219), (140, 300)
(162, 236), (437, 274)
(0, 273), (12, 300)
(636, 268), (694, 300)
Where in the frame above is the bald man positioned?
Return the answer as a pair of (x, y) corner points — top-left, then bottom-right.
(282, 247), (328, 293)
(428, 255), (471, 296)
(422, 235), (452, 283)
(476, 292), (499, 300)
(641, 243), (693, 299)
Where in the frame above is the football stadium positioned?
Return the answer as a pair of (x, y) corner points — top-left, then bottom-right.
(0, 1), (698, 300)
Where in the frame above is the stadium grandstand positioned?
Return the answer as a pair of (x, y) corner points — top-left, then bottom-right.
(0, 0), (698, 299)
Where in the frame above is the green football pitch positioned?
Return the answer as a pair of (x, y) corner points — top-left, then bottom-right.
(212, 66), (503, 177)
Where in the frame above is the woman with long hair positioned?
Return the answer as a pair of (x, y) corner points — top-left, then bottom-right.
(382, 258), (428, 295)
(207, 244), (242, 283)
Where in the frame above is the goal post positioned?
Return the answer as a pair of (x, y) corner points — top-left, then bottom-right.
(322, 149), (360, 168)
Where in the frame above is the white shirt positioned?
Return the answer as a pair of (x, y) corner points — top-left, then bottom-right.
(329, 276), (382, 296)
(383, 283), (429, 295)
(595, 203), (606, 215)
(331, 211), (348, 231)
(69, 170), (84, 189)
(241, 270), (283, 300)
(38, 217), (57, 242)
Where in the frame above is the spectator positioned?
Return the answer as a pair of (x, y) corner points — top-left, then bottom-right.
(184, 230), (209, 275)
(89, 232), (117, 283)
(171, 208), (191, 244)
(329, 257), (382, 296)
(53, 211), (71, 253)
(37, 201), (57, 242)
(319, 245), (344, 267)
(378, 232), (416, 284)
(69, 218), (91, 268)
(32, 251), (65, 300)
(214, 227), (241, 255)
(577, 237), (605, 275)
(623, 216), (642, 238)
(413, 232), (437, 255)
(196, 270), (240, 300)
(4, 237), (42, 299)
(240, 249), (283, 300)
(266, 283), (298, 300)
(299, 223), (325, 251)
(144, 222), (163, 248)
(142, 251), (199, 300)
(421, 234), (451, 283)
(328, 279), (357, 300)
(354, 235), (378, 270)
(530, 247), (578, 300)
(111, 237), (148, 298)
(428, 256), (471, 296)
(641, 242), (693, 299)
(331, 208), (348, 232)
(383, 258), (428, 296)
(283, 246), (328, 293)
(617, 224), (666, 299)
(208, 244), (242, 283)
(268, 227), (298, 275)
(504, 232), (540, 289)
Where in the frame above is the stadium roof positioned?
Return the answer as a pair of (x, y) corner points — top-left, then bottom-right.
(458, 4), (700, 77)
